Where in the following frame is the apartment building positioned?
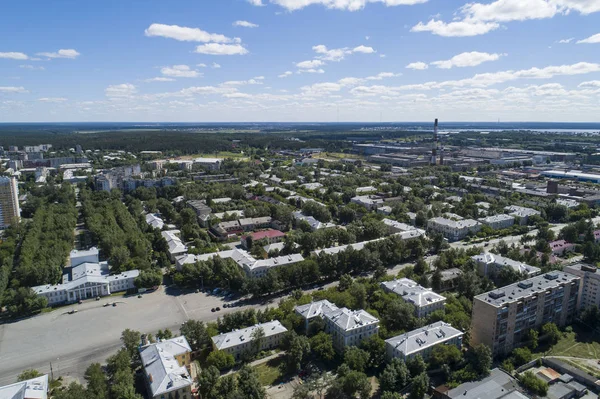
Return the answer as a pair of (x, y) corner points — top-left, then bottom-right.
(351, 195), (385, 211)
(427, 217), (481, 241)
(0, 176), (20, 229)
(194, 157), (223, 171)
(241, 229), (285, 249)
(385, 321), (463, 361)
(549, 240), (575, 256)
(323, 308), (380, 351)
(382, 218), (424, 235)
(0, 374), (48, 399)
(381, 278), (446, 318)
(140, 336), (193, 399)
(478, 214), (515, 230)
(563, 263), (600, 311)
(471, 272), (579, 355)
(472, 252), (541, 279)
(162, 230), (188, 261)
(211, 321), (288, 360)
(294, 299), (339, 330)
(504, 205), (541, 225)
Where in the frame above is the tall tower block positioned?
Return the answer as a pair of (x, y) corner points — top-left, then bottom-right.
(430, 118), (439, 165)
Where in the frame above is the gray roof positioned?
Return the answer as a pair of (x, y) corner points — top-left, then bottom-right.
(324, 308), (379, 332)
(479, 214), (515, 224)
(381, 278), (446, 308)
(211, 321), (288, 350)
(140, 336), (192, 397)
(294, 300), (339, 320)
(444, 368), (523, 399)
(313, 231), (423, 256)
(504, 205), (541, 217)
(428, 217), (481, 229)
(0, 375), (48, 399)
(474, 271), (579, 307)
(472, 253), (541, 276)
(385, 321), (463, 357)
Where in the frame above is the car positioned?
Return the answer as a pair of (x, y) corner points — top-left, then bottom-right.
(68, 309), (77, 314)
(211, 308), (216, 312)
(212, 288), (221, 295)
(215, 307), (221, 311)
(112, 303), (117, 307)
(103, 302), (111, 307)
(138, 294), (142, 298)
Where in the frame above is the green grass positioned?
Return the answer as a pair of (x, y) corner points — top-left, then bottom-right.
(253, 357), (285, 386)
(534, 330), (600, 359)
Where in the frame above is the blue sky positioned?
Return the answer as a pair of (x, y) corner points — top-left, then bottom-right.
(1, 0), (600, 122)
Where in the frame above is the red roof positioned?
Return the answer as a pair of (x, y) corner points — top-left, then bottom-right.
(247, 229), (285, 240)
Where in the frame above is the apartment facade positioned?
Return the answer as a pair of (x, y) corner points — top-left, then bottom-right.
(471, 272), (579, 355)
(323, 308), (380, 351)
(381, 278), (446, 318)
(385, 321), (463, 361)
(563, 263), (600, 311)
(294, 299), (340, 330)
(0, 176), (20, 229)
(427, 217), (481, 241)
(211, 321), (288, 360)
(478, 214), (515, 230)
(471, 252), (541, 279)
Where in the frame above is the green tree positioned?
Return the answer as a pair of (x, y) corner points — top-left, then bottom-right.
(197, 366), (221, 399)
(381, 393), (403, 399)
(121, 329), (141, 360)
(17, 369), (42, 381)
(414, 257), (429, 276)
(409, 372), (430, 399)
(338, 274), (353, 291)
(310, 332), (335, 362)
(237, 365), (267, 399)
(430, 344), (462, 368)
(343, 347), (371, 372)
(206, 350), (236, 370)
(469, 344), (492, 377)
(379, 359), (410, 393)
(53, 382), (89, 399)
(180, 319), (210, 351)
(360, 336), (386, 370)
(519, 371), (548, 396)
(251, 326), (266, 355)
(328, 364), (371, 399)
(84, 363), (108, 399)
(156, 328), (173, 340)
(511, 347), (532, 367)
(542, 322), (562, 345)
(286, 333), (312, 373)
(406, 355), (427, 377)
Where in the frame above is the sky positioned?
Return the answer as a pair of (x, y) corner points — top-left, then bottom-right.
(1, 0), (600, 123)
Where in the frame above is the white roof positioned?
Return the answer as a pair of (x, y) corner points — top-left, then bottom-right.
(0, 375), (48, 399)
(385, 322), (463, 357)
(504, 205), (541, 217)
(356, 186), (377, 193)
(194, 157), (223, 163)
(140, 336), (192, 397)
(472, 252), (541, 276)
(212, 321), (288, 350)
(162, 230), (187, 255)
(293, 211), (336, 230)
(478, 214), (514, 224)
(145, 213), (164, 229)
(324, 308), (379, 332)
(382, 218), (417, 232)
(428, 217), (481, 229)
(294, 300), (339, 320)
(381, 278), (446, 308)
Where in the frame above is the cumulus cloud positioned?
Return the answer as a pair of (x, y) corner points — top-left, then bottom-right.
(233, 20), (259, 28)
(353, 45), (376, 53)
(161, 65), (202, 78)
(253, 0), (428, 11)
(36, 49), (80, 59)
(430, 51), (504, 69)
(212, 62), (222, 68)
(297, 59), (325, 69)
(0, 52), (28, 60)
(105, 83), (137, 97)
(247, 0), (265, 5)
(558, 38), (574, 43)
(145, 77), (176, 82)
(406, 62), (429, 70)
(577, 33), (600, 43)
(311, 44), (377, 62)
(38, 97), (67, 103)
(221, 78), (264, 86)
(0, 87), (27, 93)
(578, 80), (600, 88)
(145, 23), (236, 43)
(411, 20), (500, 37)
(278, 71), (293, 78)
(366, 72), (400, 80)
(195, 43), (249, 55)
(298, 68), (325, 74)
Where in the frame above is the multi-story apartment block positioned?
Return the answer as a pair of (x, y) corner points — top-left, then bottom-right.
(0, 176), (20, 229)
(504, 205), (541, 225)
(211, 321), (288, 360)
(294, 300), (340, 330)
(381, 278), (446, 318)
(563, 263), (600, 311)
(478, 214), (515, 230)
(351, 195), (385, 211)
(323, 308), (380, 351)
(471, 252), (541, 278)
(427, 217), (481, 241)
(471, 272), (579, 355)
(140, 336), (193, 399)
(385, 321), (463, 361)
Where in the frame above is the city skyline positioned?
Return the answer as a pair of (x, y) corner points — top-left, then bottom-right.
(1, 0), (600, 122)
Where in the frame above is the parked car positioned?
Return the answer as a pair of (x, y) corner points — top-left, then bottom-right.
(215, 307), (221, 311)
(211, 308), (216, 312)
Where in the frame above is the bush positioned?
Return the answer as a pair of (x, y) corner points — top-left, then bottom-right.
(206, 350), (235, 371)
(519, 371), (548, 396)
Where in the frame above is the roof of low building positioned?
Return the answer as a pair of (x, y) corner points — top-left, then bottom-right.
(0, 375), (48, 399)
(385, 321), (463, 357)
(324, 307), (379, 331)
(211, 321), (288, 350)
(294, 300), (339, 320)
(381, 278), (446, 308)
(472, 253), (541, 276)
(443, 368), (524, 399)
(140, 336), (193, 397)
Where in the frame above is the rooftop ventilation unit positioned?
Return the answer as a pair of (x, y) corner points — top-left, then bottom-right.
(489, 290), (506, 299)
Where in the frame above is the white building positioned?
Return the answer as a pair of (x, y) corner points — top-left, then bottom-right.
(564, 263), (600, 310)
(211, 320), (288, 360)
(294, 300), (339, 330)
(0, 374), (48, 399)
(33, 249), (139, 305)
(194, 157), (223, 170)
(472, 252), (541, 278)
(382, 218), (424, 235)
(0, 176), (20, 230)
(427, 217), (481, 241)
(140, 336), (193, 399)
(145, 213), (164, 230)
(313, 231), (424, 257)
(381, 278), (446, 318)
(293, 211), (336, 231)
(504, 205), (541, 225)
(324, 308), (380, 351)
(385, 322), (463, 361)
(162, 230), (188, 261)
(478, 214), (515, 230)
(351, 195), (384, 211)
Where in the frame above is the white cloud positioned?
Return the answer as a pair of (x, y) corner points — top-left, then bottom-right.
(297, 59), (325, 69)
(256, 0), (428, 11)
(431, 51), (504, 69)
(0, 52), (28, 60)
(38, 97), (67, 103)
(36, 49), (80, 59)
(179, 86), (238, 96)
(212, 62), (222, 68)
(0, 87), (27, 93)
(301, 82), (342, 96)
(366, 72), (400, 80)
(578, 80), (600, 88)
(145, 77), (176, 82)
(223, 92), (253, 98)
(221, 78), (264, 86)
(406, 62), (429, 70)
(145, 23), (236, 43)
(577, 33), (600, 43)
(298, 68), (325, 74)
(353, 45), (376, 54)
(557, 38), (574, 43)
(233, 20), (259, 28)
(411, 19), (500, 37)
(247, 0), (265, 5)
(197, 63), (207, 67)
(105, 83), (136, 97)
(19, 65), (45, 71)
(161, 65), (202, 78)
(278, 71), (293, 78)
(195, 43), (249, 55)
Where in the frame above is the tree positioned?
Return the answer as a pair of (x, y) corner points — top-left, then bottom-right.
(180, 319), (210, 351)
(381, 393), (403, 399)
(156, 328), (173, 340)
(206, 350), (235, 370)
(121, 329), (141, 360)
(328, 364), (371, 399)
(213, 374), (238, 399)
(511, 347), (532, 366)
(406, 355), (427, 377)
(310, 332), (335, 362)
(414, 257), (429, 276)
(237, 365), (267, 399)
(431, 269), (443, 291)
(4, 287), (47, 317)
(197, 366), (221, 399)
(542, 322), (561, 345)
(17, 369), (42, 381)
(251, 327), (266, 355)
(286, 333), (312, 373)
(409, 372), (430, 399)
(379, 359), (409, 393)
(134, 269), (162, 288)
(360, 336), (386, 370)
(469, 344), (492, 377)
(581, 305), (600, 329)
(527, 329), (539, 350)
(53, 382), (89, 399)
(519, 371), (548, 396)
(84, 363), (108, 399)
(430, 344), (462, 368)
(343, 347), (370, 372)
(338, 274), (353, 291)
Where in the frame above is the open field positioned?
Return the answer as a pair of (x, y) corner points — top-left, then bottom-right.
(544, 331), (600, 359)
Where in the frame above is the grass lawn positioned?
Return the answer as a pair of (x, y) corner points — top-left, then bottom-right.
(254, 357), (285, 386)
(534, 329), (600, 359)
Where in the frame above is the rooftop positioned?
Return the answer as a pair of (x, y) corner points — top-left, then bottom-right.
(386, 321), (463, 357)
(324, 307), (379, 331)
(442, 368), (524, 399)
(211, 321), (288, 350)
(0, 375), (48, 399)
(140, 336), (193, 397)
(294, 300), (339, 320)
(381, 278), (446, 308)
(479, 214), (515, 223)
(474, 271), (579, 307)
(428, 217), (481, 229)
(472, 253), (541, 276)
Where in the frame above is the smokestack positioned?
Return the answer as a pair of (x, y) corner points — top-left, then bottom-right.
(430, 118), (439, 165)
